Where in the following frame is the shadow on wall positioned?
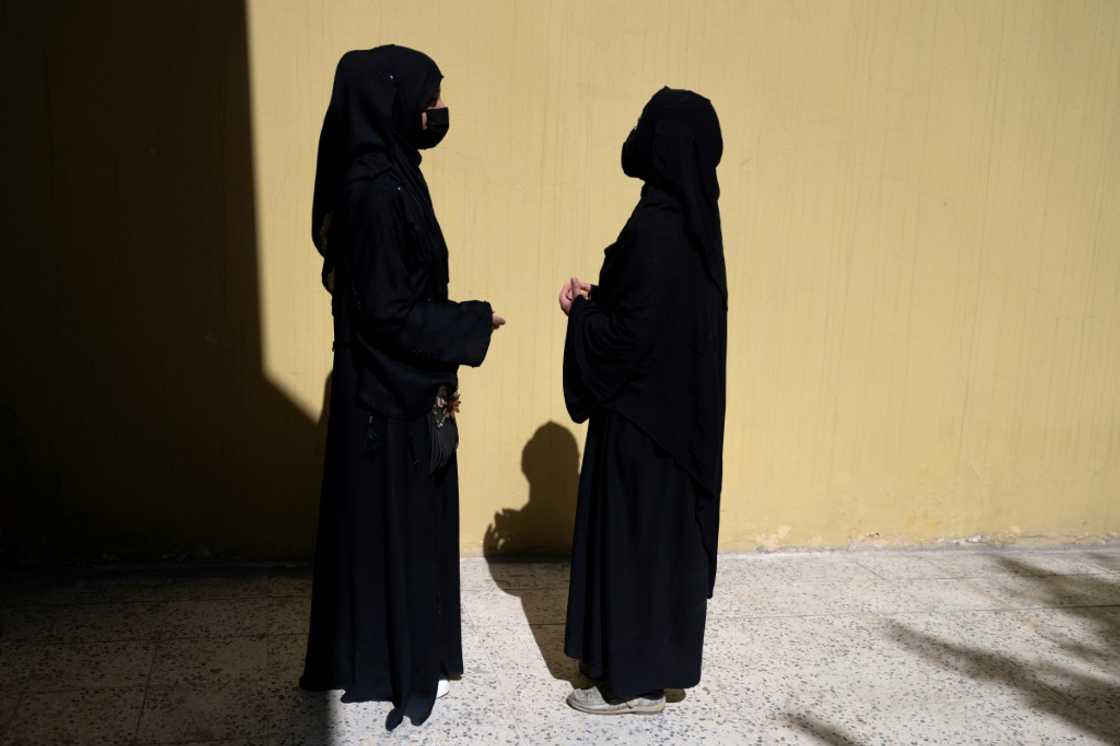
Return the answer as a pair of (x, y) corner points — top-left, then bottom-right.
(0, 0), (325, 563)
(483, 421), (580, 557)
(482, 421), (581, 683)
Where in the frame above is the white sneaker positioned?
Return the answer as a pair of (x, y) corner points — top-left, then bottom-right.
(437, 678), (450, 699)
(566, 685), (665, 715)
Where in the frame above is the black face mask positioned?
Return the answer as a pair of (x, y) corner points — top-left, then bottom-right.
(414, 106), (449, 149)
(620, 123), (650, 179)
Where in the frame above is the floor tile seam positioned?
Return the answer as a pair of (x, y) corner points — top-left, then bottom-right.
(961, 570), (1120, 580)
(14, 683), (153, 696)
(722, 569), (1120, 582)
(6, 572), (1109, 601)
(718, 546), (1120, 557)
(139, 675), (308, 692)
(463, 581), (568, 588)
(701, 609), (942, 622)
(954, 602), (1120, 613)
(905, 575), (1010, 610)
(880, 573), (1091, 612)
(461, 613), (568, 622)
(1, 596), (282, 611)
(6, 631), (310, 649)
(2, 631), (306, 645)
(901, 570), (1119, 580)
(712, 598), (1029, 616)
(1, 638), (160, 650)
(6, 566), (1111, 591)
(0, 636), (165, 645)
(5, 551), (1116, 574)
(2, 599), (178, 609)
(154, 632), (308, 642)
(469, 585), (570, 592)
(133, 740), (232, 746)
(725, 571), (1118, 583)
(127, 635), (160, 746)
(916, 606), (1120, 620)
(704, 604), (1120, 625)
(846, 551), (954, 582)
(10, 664), (157, 691)
(718, 573), (993, 586)
(6, 607), (1010, 644)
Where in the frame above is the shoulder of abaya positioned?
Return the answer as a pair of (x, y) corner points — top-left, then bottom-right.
(625, 197), (685, 242)
(344, 176), (408, 224)
(638, 184), (683, 212)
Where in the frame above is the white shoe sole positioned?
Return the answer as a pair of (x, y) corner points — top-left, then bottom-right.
(436, 679), (450, 699)
(566, 697), (665, 716)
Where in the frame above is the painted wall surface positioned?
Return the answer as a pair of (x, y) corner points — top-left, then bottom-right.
(3, 0), (1119, 561)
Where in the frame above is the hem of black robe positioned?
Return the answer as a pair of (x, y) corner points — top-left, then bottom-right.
(564, 649), (701, 700)
(297, 675), (392, 701)
(385, 690), (437, 731)
(298, 666), (462, 731)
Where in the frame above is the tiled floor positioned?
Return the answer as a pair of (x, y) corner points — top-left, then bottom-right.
(2, 547), (1119, 744)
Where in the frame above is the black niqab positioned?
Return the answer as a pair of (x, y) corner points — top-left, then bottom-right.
(311, 45), (447, 288)
(621, 87), (727, 305)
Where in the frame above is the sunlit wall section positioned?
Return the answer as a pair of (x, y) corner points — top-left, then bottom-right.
(245, 0), (1120, 553)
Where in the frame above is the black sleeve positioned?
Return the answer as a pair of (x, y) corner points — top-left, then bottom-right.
(346, 188), (493, 368)
(562, 221), (673, 421)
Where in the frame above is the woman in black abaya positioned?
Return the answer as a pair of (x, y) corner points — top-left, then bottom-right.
(560, 87), (727, 715)
(300, 45), (503, 730)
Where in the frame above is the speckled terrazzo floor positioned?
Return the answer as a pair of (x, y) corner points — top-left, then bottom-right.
(2, 547), (1119, 745)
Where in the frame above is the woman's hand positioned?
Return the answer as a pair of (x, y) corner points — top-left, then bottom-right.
(572, 277), (591, 299)
(559, 276), (591, 316)
(559, 281), (575, 315)
(491, 313), (506, 330)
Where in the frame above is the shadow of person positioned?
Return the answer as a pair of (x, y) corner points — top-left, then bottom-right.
(483, 421), (581, 683)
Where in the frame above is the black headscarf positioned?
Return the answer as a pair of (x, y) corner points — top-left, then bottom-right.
(621, 87), (726, 305)
(311, 45), (447, 289)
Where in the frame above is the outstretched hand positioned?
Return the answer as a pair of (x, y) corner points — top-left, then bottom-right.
(491, 313), (506, 330)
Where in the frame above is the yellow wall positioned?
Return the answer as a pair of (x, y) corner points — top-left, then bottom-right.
(4, 0), (1119, 561)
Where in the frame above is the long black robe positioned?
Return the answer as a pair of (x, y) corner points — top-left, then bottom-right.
(300, 46), (492, 731)
(563, 89), (726, 699)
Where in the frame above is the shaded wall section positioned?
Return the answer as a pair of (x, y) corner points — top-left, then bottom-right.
(1, 0), (323, 561)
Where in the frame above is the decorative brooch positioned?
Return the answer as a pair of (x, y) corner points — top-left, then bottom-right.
(433, 385), (461, 428)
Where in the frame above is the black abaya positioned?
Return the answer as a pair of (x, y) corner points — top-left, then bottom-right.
(563, 88), (726, 699)
(564, 410), (710, 697)
(300, 46), (493, 730)
(300, 340), (463, 726)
